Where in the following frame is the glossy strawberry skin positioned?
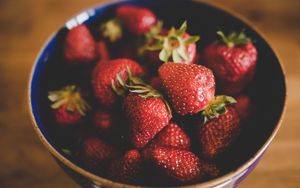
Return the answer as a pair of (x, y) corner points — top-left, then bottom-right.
(143, 122), (191, 160)
(199, 106), (240, 159)
(64, 25), (97, 64)
(53, 103), (82, 125)
(81, 137), (119, 169)
(123, 93), (171, 148)
(150, 147), (202, 183)
(145, 33), (197, 67)
(116, 6), (157, 35)
(204, 43), (257, 95)
(159, 63), (215, 115)
(92, 58), (144, 108)
(108, 149), (143, 184)
(93, 109), (114, 134)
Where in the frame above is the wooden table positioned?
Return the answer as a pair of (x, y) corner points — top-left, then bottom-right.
(0, 0), (299, 187)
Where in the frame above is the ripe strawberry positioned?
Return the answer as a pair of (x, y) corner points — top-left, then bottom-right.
(149, 76), (163, 91)
(96, 40), (110, 62)
(144, 21), (199, 66)
(92, 58), (144, 107)
(143, 122), (191, 160)
(108, 149), (143, 183)
(48, 85), (90, 125)
(124, 92), (171, 148)
(93, 108), (114, 134)
(64, 25), (97, 64)
(81, 137), (119, 169)
(234, 95), (253, 121)
(199, 96), (240, 159)
(149, 147), (202, 183)
(203, 31), (257, 95)
(116, 5), (157, 35)
(159, 63), (215, 115)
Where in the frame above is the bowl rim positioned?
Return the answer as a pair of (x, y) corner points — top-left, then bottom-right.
(28, 0), (287, 187)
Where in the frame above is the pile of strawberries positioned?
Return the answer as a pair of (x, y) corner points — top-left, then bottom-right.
(48, 5), (257, 186)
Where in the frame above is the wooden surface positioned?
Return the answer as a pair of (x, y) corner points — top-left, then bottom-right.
(0, 0), (299, 187)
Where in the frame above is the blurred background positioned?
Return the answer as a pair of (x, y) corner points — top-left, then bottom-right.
(0, 0), (299, 187)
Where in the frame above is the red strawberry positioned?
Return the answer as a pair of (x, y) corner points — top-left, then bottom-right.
(116, 5), (157, 35)
(64, 25), (97, 64)
(108, 149), (143, 183)
(96, 40), (110, 62)
(149, 147), (202, 183)
(199, 96), (240, 159)
(81, 137), (119, 169)
(93, 108), (113, 134)
(203, 31), (257, 95)
(234, 95), (253, 121)
(92, 58), (144, 107)
(144, 21), (199, 66)
(143, 122), (191, 160)
(159, 63), (215, 115)
(48, 85), (90, 125)
(149, 76), (163, 91)
(124, 92), (171, 148)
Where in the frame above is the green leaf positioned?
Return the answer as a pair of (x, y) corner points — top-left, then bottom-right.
(176, 21), (187, 36)
(172, 49), (182, 62)
(177, 46), (189, 61)
(183, 35), (200, 45)
(159, 48), (171, 62)
(146, 40), (163, 51)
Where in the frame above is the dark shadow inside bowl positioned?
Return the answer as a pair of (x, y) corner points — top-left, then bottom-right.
(30, 0), (286, 186)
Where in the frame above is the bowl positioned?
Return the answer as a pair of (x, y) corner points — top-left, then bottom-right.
(28, 0), (286, 187)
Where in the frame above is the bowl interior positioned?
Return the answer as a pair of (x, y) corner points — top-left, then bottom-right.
(30, 0), (286, 186)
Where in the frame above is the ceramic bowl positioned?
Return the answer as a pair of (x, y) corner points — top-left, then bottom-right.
(28, 0), (286, 187)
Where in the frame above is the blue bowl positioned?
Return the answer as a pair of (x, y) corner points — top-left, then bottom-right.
(28, 0), (286, 187)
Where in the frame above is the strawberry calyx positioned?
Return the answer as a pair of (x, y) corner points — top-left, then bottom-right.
(48, 85), (91, 116)
(217, 30), (251, 48)
(201, 95), (236, 123)
(100, 18), (123, 42)
(146, 21), (200, 63)
(111, 67), (171, 114)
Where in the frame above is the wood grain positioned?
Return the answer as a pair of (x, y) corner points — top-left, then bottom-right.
(0, 0), (299, 187)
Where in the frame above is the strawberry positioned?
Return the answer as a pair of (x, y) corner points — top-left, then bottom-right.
(81, 137), (119, 169)
(64, 25), (97, 64)
(93, 108), (114, 134)
(203, 31), (258, 95)
(143, 122), (191, 160)
(92, 58), (144, 108)
(48, 85), (90, 125)
(108, 149), (143, 183)
(121, 75), (172, 148)
(234, 95), (253, 121)
(149, 147), (202, 183)
(199, 96), (240, 159)
(144, 21), (199, 66)
(159, 63), (215, 115)
(124, 92), (171, 149)
(149, 76), (163, 91)
(96, 40), (110, 62)
(116, 5), (157, 35)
